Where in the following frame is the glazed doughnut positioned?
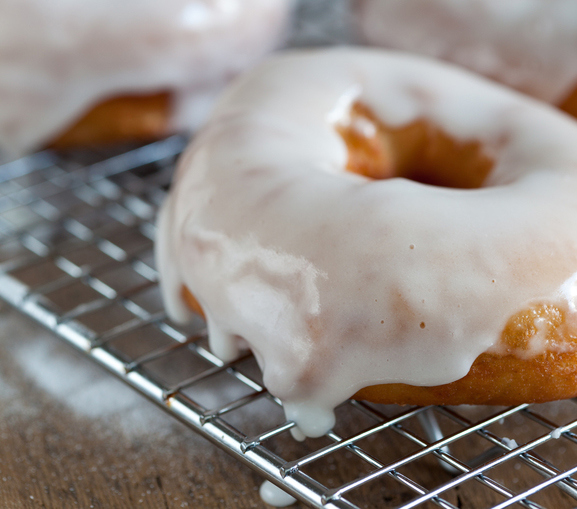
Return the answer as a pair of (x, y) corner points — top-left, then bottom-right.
(156, 48), (577, 438)
(0, 0), (291, 155)
(354, 0), (577, 118)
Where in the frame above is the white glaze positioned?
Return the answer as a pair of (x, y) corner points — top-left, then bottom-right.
(355, 0), (577, 105)
(259, 481), (297, 507)
(0, 0), (291, 155)
(551, 428), (563, 439)
(156, 48), (577, 438)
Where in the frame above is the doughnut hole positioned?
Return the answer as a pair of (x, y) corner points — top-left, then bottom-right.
(337, 101), (493, 188)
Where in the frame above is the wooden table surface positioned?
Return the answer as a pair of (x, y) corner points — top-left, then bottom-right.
(3, 301), (577, 509)
(0, 304), (305, 509)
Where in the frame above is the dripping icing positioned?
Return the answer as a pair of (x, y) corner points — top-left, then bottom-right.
(156, 48), (577, 438)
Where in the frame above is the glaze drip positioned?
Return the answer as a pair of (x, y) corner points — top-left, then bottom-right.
(156, 49), (577, 438)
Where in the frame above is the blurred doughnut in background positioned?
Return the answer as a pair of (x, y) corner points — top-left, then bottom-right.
(0, 0), (292, 155)
(354, 0), (577, 118)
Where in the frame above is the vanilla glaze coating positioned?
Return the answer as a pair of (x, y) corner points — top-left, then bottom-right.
(355, 0), (577, 106)
(156, 48), (577, 438)
(0, 0), (291, 155)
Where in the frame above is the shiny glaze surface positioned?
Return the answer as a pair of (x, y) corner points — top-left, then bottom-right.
(157, 48), (577, 437)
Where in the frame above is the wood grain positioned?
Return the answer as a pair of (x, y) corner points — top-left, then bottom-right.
(0, 306), (300, 509)
(1, 305), (576, 508)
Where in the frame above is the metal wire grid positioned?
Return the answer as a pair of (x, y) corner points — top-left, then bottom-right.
(1, 139), (577, 509)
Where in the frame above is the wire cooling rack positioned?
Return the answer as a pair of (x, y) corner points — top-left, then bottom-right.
(1, 138), (577, 509)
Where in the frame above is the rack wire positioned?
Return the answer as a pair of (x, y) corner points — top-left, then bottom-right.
(1, 138), (577, 508)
